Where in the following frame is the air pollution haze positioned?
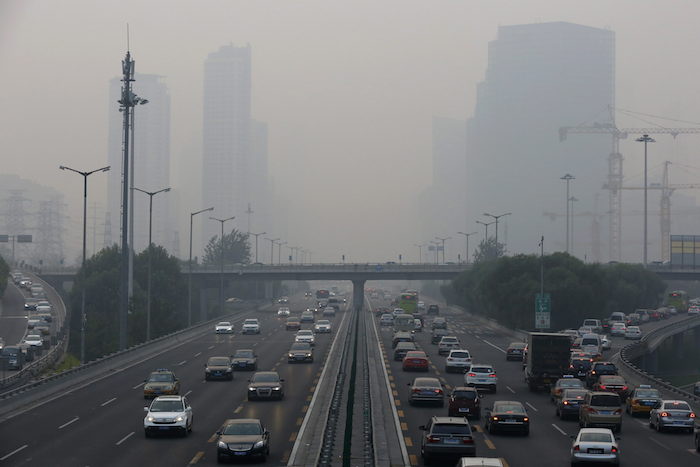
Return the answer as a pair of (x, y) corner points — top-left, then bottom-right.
(2, 0), (700, 265)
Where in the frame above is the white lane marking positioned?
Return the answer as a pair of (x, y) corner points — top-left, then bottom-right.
(194, 352), (202, 357)
(177, 360), (187, 366)
(480, 338), (507, 354)
(184, 390), (192, 397)
(116, 431), (135, 445)
(58, 416), (79, 429)
(0, 445), (28, 461)
(648, 436), (670, 450)
(208, 345), (215, 350)
(506, 385), (516, 394)
(525, 402), (539, 412)
(551, 423), (568, 436)
(100, 397), (117, 407)
(132, 382), (145, 389)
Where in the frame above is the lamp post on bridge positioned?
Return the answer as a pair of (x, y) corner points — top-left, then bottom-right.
(457, 231), (477, 264)
(249, 231), (266, 264)
(277, 241), (287, 265)
(435, 236), (451, 264)
(189, 207), (214, 327)
(483, 212), (511, 252)
(209, 215), (235, 317)
(264, 237), (279, 266)
(414, 243), (426, 264)
(636, 134), (655, 266)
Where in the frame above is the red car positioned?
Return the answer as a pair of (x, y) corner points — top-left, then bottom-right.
(402, 351), (430, 371)
(448, 386), (482, 419)
(594, 375), (630, 401)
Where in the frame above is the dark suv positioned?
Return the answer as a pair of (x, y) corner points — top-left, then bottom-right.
(419, 416), (475, 463)
(427, 304), (440, 315)
(586, 362), (618, 388)
(448, 386), (481, 419)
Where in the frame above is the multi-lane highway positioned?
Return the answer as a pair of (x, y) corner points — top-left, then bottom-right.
(0, 296), (347, 466)
(0, 283), (27, 349)
(1, 287), (699, 466)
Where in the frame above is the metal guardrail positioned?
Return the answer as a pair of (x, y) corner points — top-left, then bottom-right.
(618, 315), (700, 405)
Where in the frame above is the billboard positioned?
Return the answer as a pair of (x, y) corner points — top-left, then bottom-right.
(670, 235), (700, 268)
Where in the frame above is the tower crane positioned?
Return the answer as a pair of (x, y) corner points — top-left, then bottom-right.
(617, 161), (700, 262)
(559, 113), (700, 261)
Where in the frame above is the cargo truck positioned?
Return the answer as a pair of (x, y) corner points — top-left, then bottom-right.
(524, 332), (571, 392)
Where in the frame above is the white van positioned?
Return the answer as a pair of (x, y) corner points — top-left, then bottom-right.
(609, 312), (625, 323)
(455, 458), (505, 467)
(580, 333), (602, 355)
(582, 319), (602, 333)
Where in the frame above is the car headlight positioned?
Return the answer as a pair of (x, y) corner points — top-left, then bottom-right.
(306, 353), (312, 357)
(254, 440), (264, 448)
(226, 368), (232, 372)
(218, 441), (227, 448)
(205, 368), (211, 372)
(147, 416), (155, 422)
(248, 387), (255, 391)
(289, 353), (294, 358)
(272, 386), (281, 391)
(175, 415), (184, 422)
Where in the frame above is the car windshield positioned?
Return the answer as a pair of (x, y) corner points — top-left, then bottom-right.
(208, 357), (230, 366)
(217, 322), (231, 326)
(451, 351), (470, 358)
(571, 359), (592, 369)
(298, 331), (313, 336)
(494, 403), (525, 414)
(252, 373), (279, 383)
(150, 400), (183, 412)
(601, 377), (624, 384)
(509, 343), (526, 349)
(244, 320), (257, 325)
(291, 343), (310, 350)
(560, 379), (582, 387)
(234, 350), (254, 358)
(636, 389), (659, 398)
(415, 379), (440, 388)
(596, 364), (616, 371)
(442, 337), (458, 343)
(317, 320), (330, 325)
(405, 352), (425, 358)
(591, 395), (620, 406)
(149, 374), (174, 382)
(431, 424), (470, 435)
(563, 389), (587, 399)
(472, 367), (493, 373)
(453, 390), (478, 399)
(223, 422), (262, 435)
(580, 432), (612, 443)
(663, 402), (690, 411)
(288, 318), (299, 323)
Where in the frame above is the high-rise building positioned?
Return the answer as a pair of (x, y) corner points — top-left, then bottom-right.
(202, 44), (270, 248)
(465, 22), (615, 259)
(107, 73), (173, 254)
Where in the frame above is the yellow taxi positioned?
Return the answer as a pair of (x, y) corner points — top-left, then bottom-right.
(550, 375), (585, 402)
(143, 368), (180, 399)
(625, 384), (661, 416)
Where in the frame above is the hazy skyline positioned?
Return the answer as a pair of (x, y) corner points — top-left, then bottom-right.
(3, 1), (700, 264)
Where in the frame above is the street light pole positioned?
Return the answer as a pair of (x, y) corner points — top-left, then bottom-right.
(265, 238), (279, 265)
(560, 174), (575, 254)
(210, 215), (235, 317)
(59, 164), (110, 363)
(133, 186), (170, 341)
(435, 236), (451, 264)
(457, 231), (478, 264)
(277, 241), (287, 265)
(414, 243), (426, 264)
(430, 241), (440, 264)
(189, 207), (214, 327)
(249, 232), (266, 264)
(483, 212), (511, 252)
(636, 134), (655, 266)
(476, 220), (495, 242)
(569, 197), (578, 257)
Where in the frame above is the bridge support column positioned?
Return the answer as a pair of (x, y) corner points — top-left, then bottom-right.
(200, 287), (216, 322)
(264, 281), (273, 300)
(352, 280), (366, 312)
(672, 333), (685, 360)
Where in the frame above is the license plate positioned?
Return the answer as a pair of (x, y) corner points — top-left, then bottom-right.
(412, 360), (422, 364)
(159, 427), (169, 430)
(600, 411), (611, 414)
(504, 419), (517, 424)
(588, 449), (603, 454)
(238, 363), (246, 366)
(234, 452), (247, 456)
(458, 408), (469, 413)
(444, 438), (459, 444)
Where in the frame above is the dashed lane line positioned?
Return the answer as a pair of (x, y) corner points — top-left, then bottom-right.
(132, 382), (145, 389)
(397, 410), (405, 417)
(409, 454), (418, 466)
(194, 352), (201, 357)
(404, 437), (413, 447)
(506, 385), (516, 394)
(0, 445), (28, 461)
(208, 345), (215, 350)
(188, 451), (205, 464)
(648, 437), (670, 450)
(296, 417), (303, 426)
(115, 431), (134, 445)
(551, 423), (568, 436)
(234, 405), (243, 414)
(207, 433), (217, 443)
(177, 360), (187, 366)
(525, 402), (539, 412)
(484, 438), (496, 449)
(58, 417), (79, 429)
(289, 431), (297, 442)
(101, 397), (117, 407)
(480, 338), (507, 354)
(281, 450), (291, 463)
(400, 422), (408, 431)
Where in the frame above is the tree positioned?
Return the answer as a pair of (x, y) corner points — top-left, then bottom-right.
(202, 229), (250, 266)
(473, 238), (505, 263)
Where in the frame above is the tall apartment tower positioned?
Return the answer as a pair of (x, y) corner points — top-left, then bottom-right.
(107, 73), (173, 254)
(202, 44), (269, 247)
(465, 22), (615, 259)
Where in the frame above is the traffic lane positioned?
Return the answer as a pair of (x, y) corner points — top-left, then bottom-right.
(0, 309), (275, 466)
(0, 283), (28, 346)
(178, 309), (347, 466)
(432, 313), (700, 466)
(374, 321), (496, 466)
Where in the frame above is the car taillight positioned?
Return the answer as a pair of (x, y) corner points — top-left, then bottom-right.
(611, 446), (618, 453)
(427, 436), (440, 443)
(412, 388), (421, 393)
(468, 373), (476, 377)
(563, 401), (570, 405)
(587, 407), (596, 413)
(660, 412), (669, 417)
(435, 389), (443, 394)
(690, 413), (696, 418)
(447, 358), (453, 361)
(573, 445), (580, 452)
(462, 437), (474, 444)
(599, 385), (606, 390)
(489, 374), (497, 378)
(614, 409), (622, 415)
(622, 386), (628, 391)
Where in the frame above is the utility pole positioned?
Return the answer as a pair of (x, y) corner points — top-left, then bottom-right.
(457, 232), (477, 264)
(539, 236), (544, 297)
(245, 203), (253, 235)
(188, 207), (214, 327)
(636, 134), (655, 266)
(560, 174), (575, 254)
(569, 196), (578, 256)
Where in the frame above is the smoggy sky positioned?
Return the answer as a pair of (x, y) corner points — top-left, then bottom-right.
(2, 0), (700, 262)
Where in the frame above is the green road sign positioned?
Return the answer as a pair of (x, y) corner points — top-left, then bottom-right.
(535, 293), (551, 329)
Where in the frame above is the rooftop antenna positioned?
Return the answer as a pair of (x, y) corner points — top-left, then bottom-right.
(126, 23), (130, 51)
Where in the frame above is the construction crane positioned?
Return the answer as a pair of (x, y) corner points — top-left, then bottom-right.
(559, 113), (700, 261)
(618, 161), (700, 262)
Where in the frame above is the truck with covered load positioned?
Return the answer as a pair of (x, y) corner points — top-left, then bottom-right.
(524, 332), (571, 392)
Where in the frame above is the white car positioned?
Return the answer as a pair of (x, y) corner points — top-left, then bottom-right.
(379, 314), (394, 326)
(314, 320), (332, 333)
(445, 349), (472, 373)
(215, 321), (234, 334)
(295, 329), (315, 346)
(578, 326), (594, 336)
(688, 306), (700, 315)
(392, 308), (405, 318)
(144, 395), (193, 437)
(464, 364), (497, 392)
(610, 322), (626, 336)
(241, 319), (261, 334)
(277, 307), (291, 317)
(570, 428), (619, 465)
(23, 334), (43, 347)
(438, 336), (461, 356)
(624, 326), (642, 340)
(413, 319), (423, 332)
(600, 335), (611, 350)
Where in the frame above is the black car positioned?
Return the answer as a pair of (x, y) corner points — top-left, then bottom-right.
(431, 328), (449, 344)
(231, 349), (257, 371)
(484, 400), (530, 435)
(506, 342), (527, 361)
(288, 342), (313, 363)
(247, 372), (285, 400)
(568, 357), (594, 380)
(585, 362), (618, 388)
(419, 416), (475, 463)
(427, 304), (440, 315)
(556, 388), (587, 420)
(216, 418), (270, 462)
(204, 356), (233, 381)
(431, 317), (447, 330)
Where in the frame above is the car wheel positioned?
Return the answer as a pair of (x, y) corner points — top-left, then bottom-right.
(656, 422), (663, 432)
(649, 418), (654, 428)
(217, 454), (224, 463)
